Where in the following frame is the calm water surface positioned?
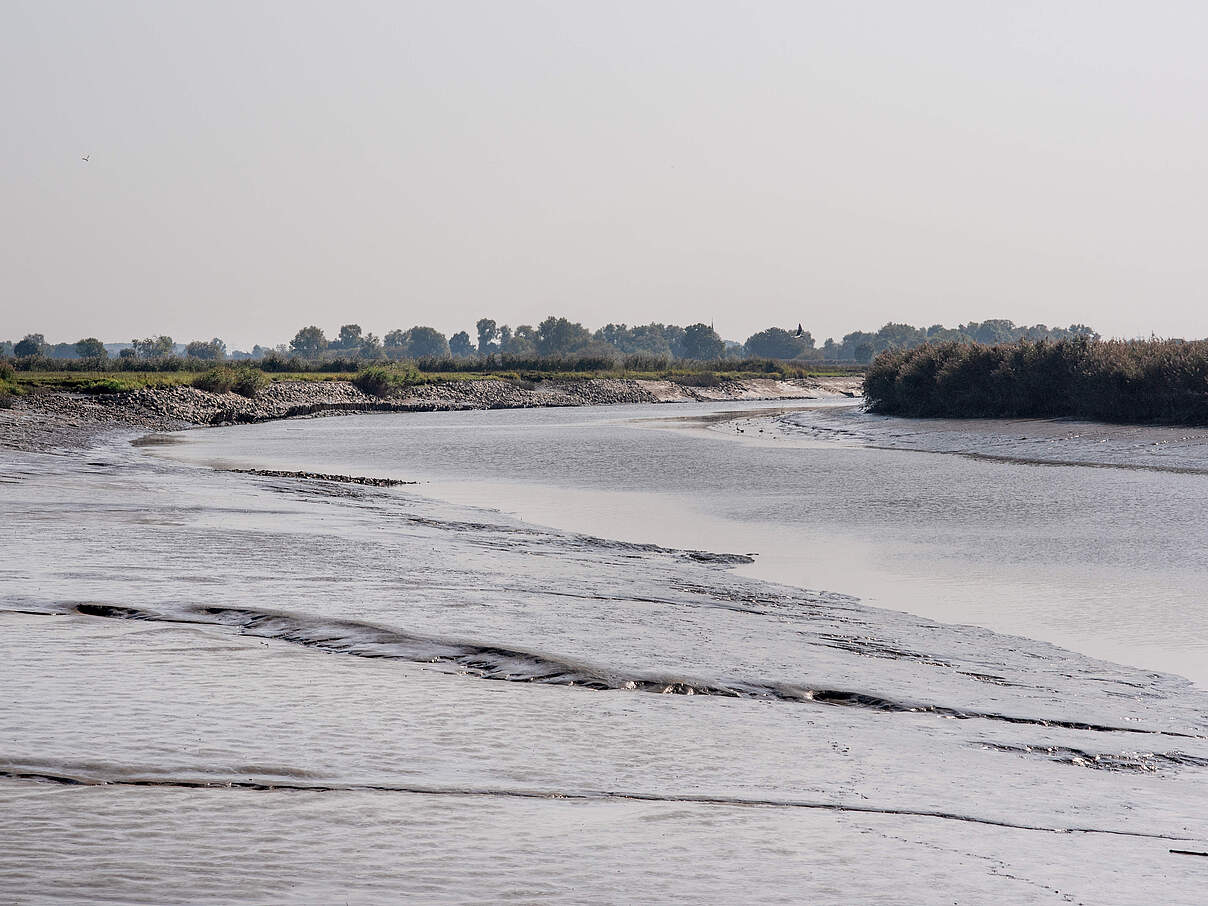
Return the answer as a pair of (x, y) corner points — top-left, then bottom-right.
(160, 399), (1208, 686)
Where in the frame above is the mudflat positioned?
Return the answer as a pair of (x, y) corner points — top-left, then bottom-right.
(2, 394), (1206, 903)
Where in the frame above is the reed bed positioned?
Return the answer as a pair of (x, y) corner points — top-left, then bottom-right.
(864, 338), (1208, 425)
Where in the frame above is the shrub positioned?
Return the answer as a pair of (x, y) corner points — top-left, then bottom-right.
(352, 364), (424, 397)
(670, 372), (723, 387)
(0, 360), (15, 401)
(0, 364), (14, 407)
(232, 367), (268, 397)
(193, 366), (269, 397)
(193, 367), (237, 393)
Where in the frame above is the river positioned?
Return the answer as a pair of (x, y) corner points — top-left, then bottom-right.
(158, 399), (1208, 686)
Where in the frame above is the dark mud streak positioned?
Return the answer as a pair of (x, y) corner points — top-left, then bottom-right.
(959, 450), (1208, 476)
(980, 742), (1208, 773)
(817, 633), (956, 668)
(388, 514), (755, 567)
(70, 603), (1196, 738)
(0, 766), (1196, 843)
(221, 468), (416, 487)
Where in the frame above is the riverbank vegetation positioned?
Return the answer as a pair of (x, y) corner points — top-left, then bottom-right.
(6, 357), (859, 398)
(864, 338), (1208, 424)
(191, 366), (270, 397)
(0, 361), (16, 406)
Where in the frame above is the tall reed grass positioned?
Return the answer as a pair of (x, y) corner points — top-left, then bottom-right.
(863, 338), (1208, 424)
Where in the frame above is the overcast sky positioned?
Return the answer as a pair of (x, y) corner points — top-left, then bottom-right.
(3, 1), (1205, 348)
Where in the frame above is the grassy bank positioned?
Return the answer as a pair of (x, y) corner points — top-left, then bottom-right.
(11, 361), (861, 397)
(11, 370), (355, 394)
(863, 339), (1208, 425)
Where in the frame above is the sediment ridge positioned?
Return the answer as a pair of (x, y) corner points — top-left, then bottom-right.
(0, 375), (860, 452)
(66, 602), (1196, 739)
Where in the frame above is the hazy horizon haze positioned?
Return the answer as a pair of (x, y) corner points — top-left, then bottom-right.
(3, 1), (1205, 348)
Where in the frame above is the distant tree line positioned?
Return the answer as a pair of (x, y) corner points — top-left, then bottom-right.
(276, 317), (1098, 363)
(864, 337), (1208, 424)
(279, 317), (731, 362)
(823, 320), (1099, 363)
(1, 317), (1102, 369)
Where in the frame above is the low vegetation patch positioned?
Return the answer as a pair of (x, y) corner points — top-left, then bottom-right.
(192, 366), (269, 397)
(13, 371), (196, 392)
(78, 378), (143, 394)
(0, 362), (15, 405)
(351, 364), (427, 397)
(669, 372), (724, 387)
(864, 338), (1208, 425)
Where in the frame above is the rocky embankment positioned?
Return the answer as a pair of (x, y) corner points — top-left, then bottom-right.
(0, 376), (860, 452)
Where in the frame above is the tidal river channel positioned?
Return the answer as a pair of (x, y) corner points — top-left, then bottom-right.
(164, 399), (1208, 686)
(2, 398), (1206, 904)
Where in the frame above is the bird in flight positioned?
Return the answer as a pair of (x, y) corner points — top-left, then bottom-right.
(81, 155), (90, 162)
(795, 323), (804, 337)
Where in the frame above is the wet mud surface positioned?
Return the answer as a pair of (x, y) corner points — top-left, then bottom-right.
(2, 414), (1208, 903)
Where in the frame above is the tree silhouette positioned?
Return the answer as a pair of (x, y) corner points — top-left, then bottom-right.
(290, 326), (328, 357)
(680, 323), (724, 359)
(75, 337), (107, 359)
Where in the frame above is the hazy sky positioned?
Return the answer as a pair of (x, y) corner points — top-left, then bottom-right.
(3, 1), (1205, 348)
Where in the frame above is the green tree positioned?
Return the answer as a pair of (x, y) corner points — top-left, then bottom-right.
(14, 334), (45, 357)
(405, 326), (450, 358)
(536, 316), (591, 355)
(132, 336), (174, 357)
(966, 320), (1016, 345)
(290, 326), (328, 357)
(75, 337), (107, 359)
(185, 338), (226, 360)
(335, 324), (363, 350)
(744, 327), (811, 359)
(383, 329), (408, 358)
(476, 318), (499, 354)
(504, 325), (537, 356)
(1065, 323), (1099, 339)
(449, 331), (474, 357)
(359, 333), (382, 358)
(679, 323), (724, 360)
(596, 323), (677, 356)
